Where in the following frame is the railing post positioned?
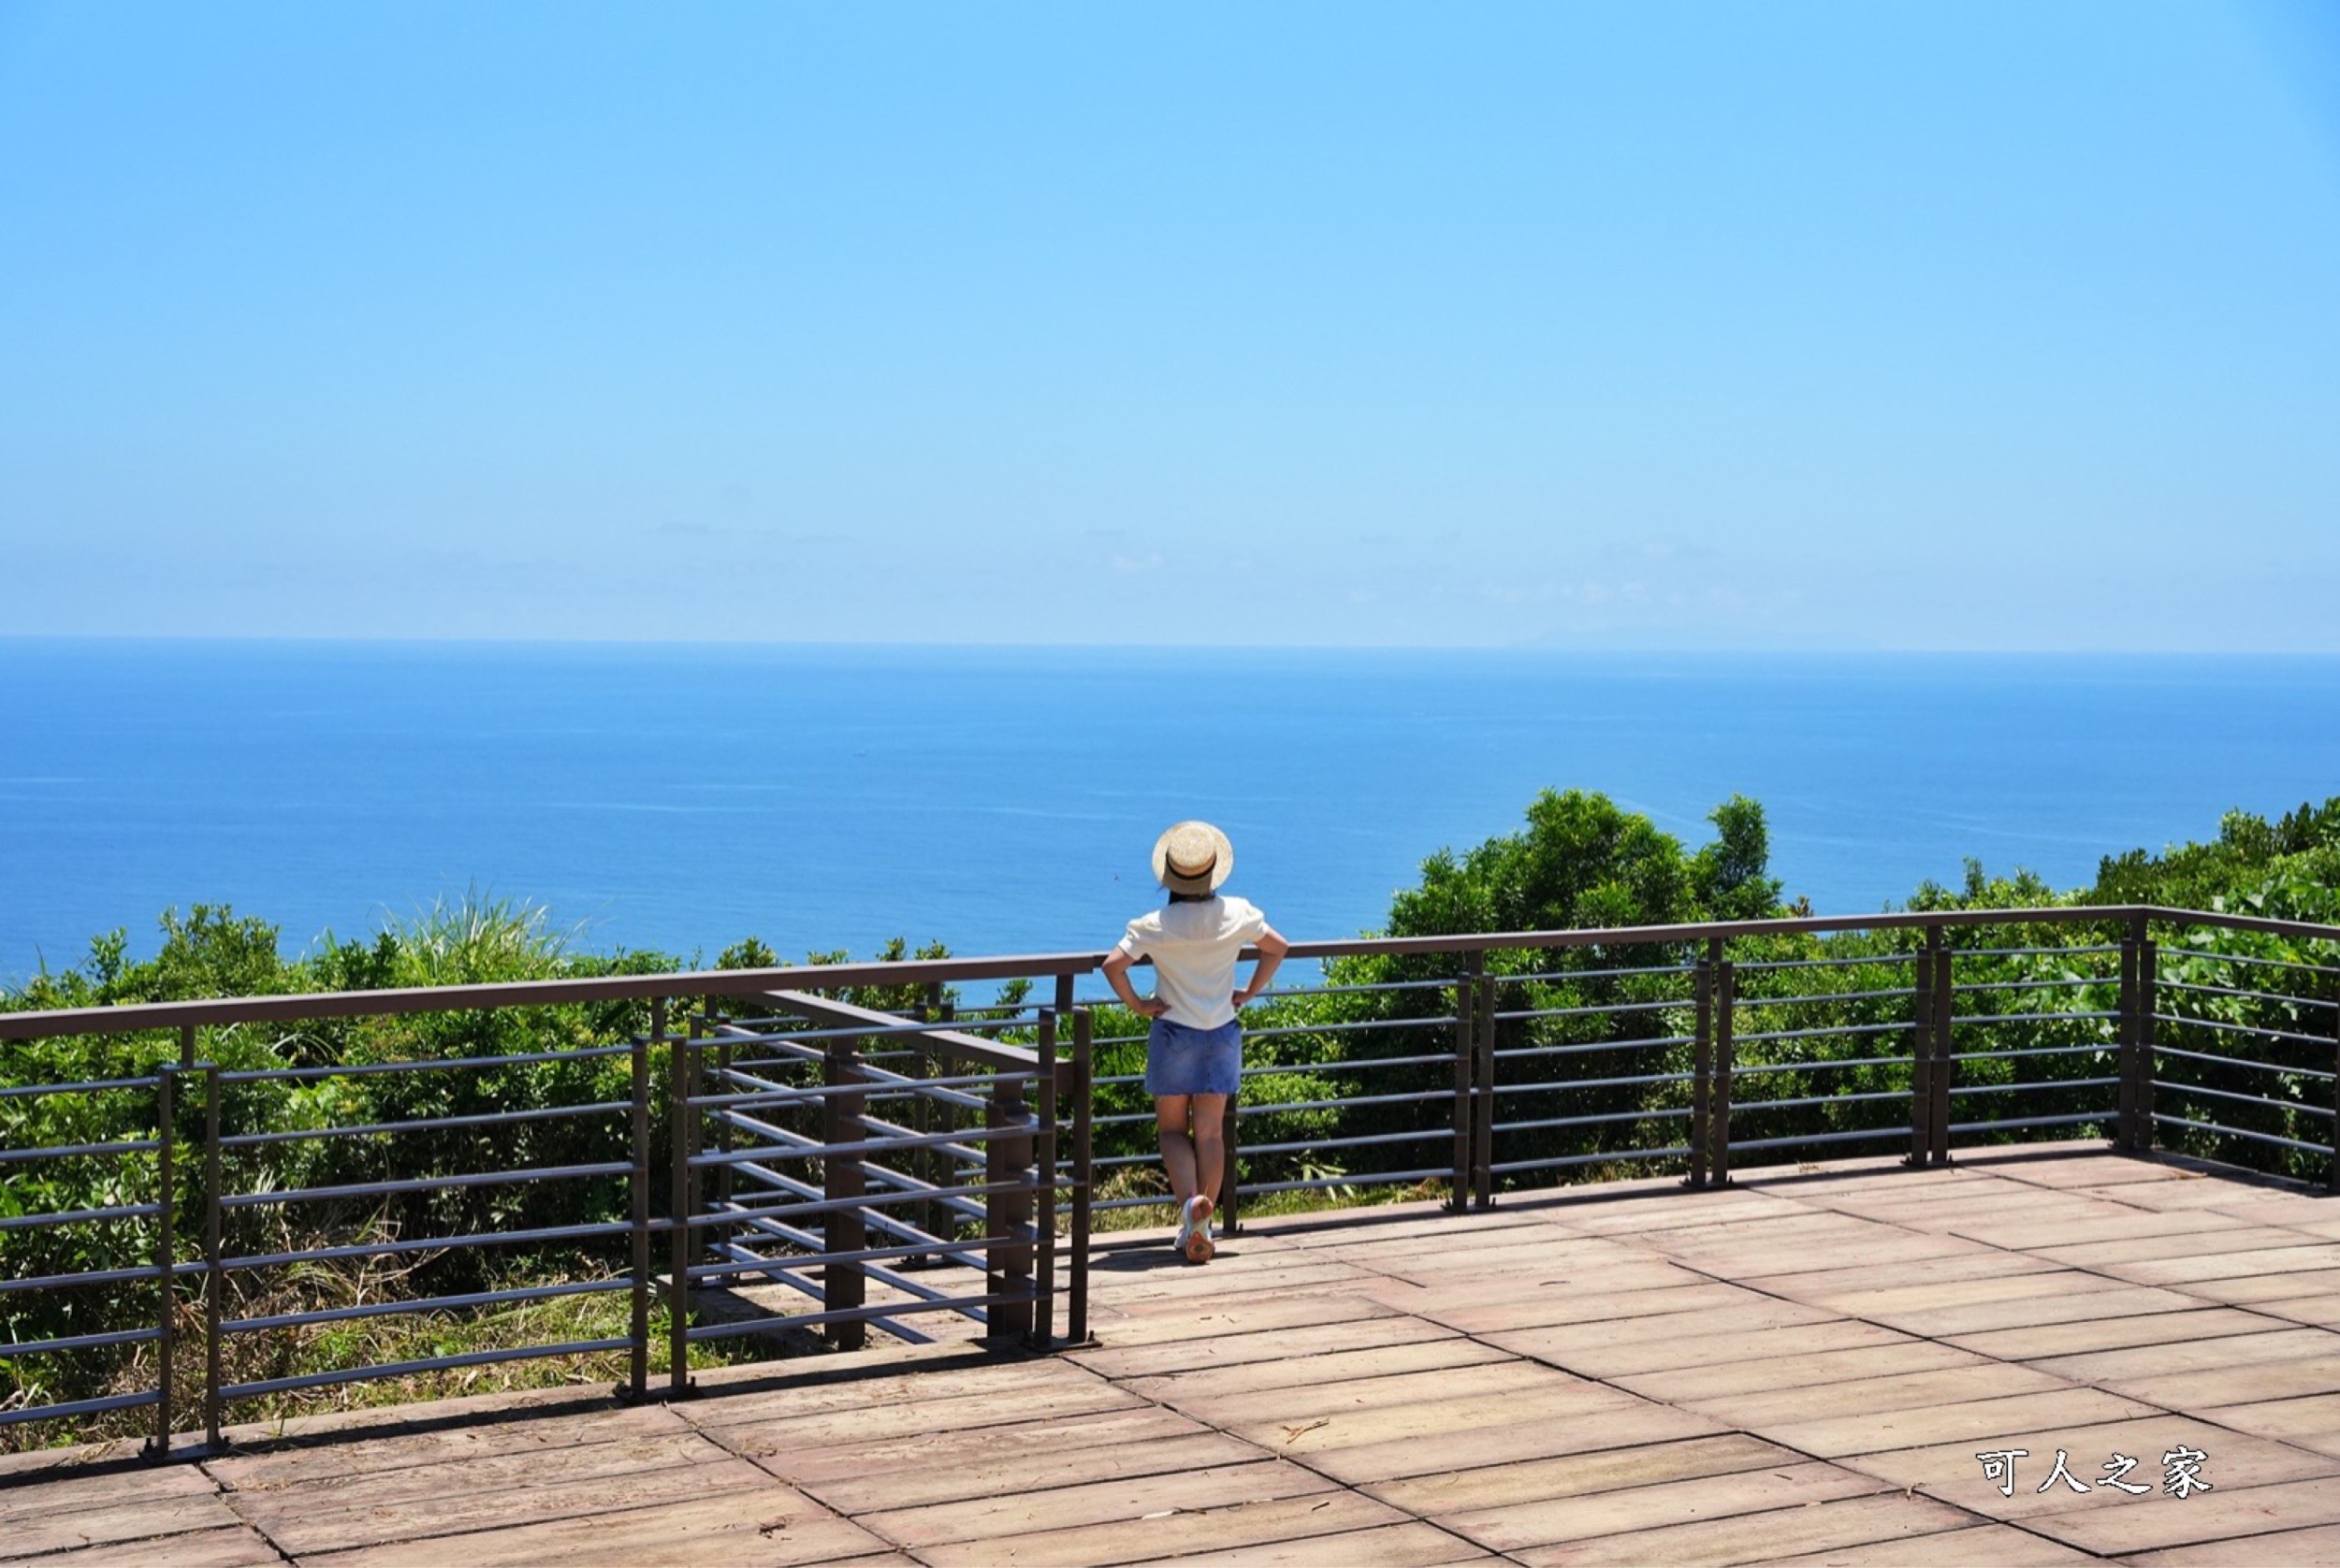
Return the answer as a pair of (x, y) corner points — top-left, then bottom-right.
(200, 1062), (224, 1450)
(1710, 946), (1735, 1185)
(1069, 1008), (1094, 1345)
(822, 1032), (868, 1350)
(148, 1067), (177, 1459)
(1929, 942), (1955, 1166)
(1450, 962), (1476, 1212)
(1689, 959), (1712, 1189)
(1032, 1010), (1059, 1349)
(2116, 935), (2142, 1153)
(2328, 985), (2339, 1195)
(625, 1000), (658, 1401)
(985, 1070), (1035, 1343)
(666, 1015), (699, 1398)
(2137, 936), (2158, 1153)
(1473, 962), (1496, 1209)
(1910, 929), (1940, 1169)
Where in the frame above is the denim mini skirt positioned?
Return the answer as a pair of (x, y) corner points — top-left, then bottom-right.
(1144, 1018), (1243, 1096)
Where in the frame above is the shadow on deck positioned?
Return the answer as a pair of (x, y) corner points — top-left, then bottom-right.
(8, 1143), (2340, 1567)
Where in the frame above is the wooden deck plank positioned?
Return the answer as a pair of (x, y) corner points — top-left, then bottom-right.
(1507, 1490), (1982, 1567)
(1761, 1522), (2107, 1566)
(747, 1404), (1224, 1511)
(1491, 1316), (1915, 1378)
(1829, 1415), (2340, 1514)
(1071, 1311), (1456, 1380)
(0, 1495), (251, 1563)
(13, 1525), (284, 1568)
(1432, 1459), (1888, 1553)
(1363, 1432), (1799, 1515)
(2023, 1474), (2340, 1557)
(1299, 1401), (1731, 1486)
(856, 1457), (1334, 1547)
(911, 1488), (1407, 1568)
(1754, 1386), (2162, 1458)
(1122, 1336), (1512, 1402)
(1668, 1361), (2073, 1427)
(1942, 1304), (2288, 1360)
(2093, 1351), (2340, 1410)
(1150, 1520), (1491, 1566)
(235, 1451), (799, 1557)
(1612, 1339), (1982, 1402)
(2028, 1326), (2340, 1384)
(295, 1490), (889, 1568)
(2126, 1521), (2340, 1566)
(2196, 1391), (2340, 1457)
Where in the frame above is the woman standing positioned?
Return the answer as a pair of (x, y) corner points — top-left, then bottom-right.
(1102, 820), (1289, 1262)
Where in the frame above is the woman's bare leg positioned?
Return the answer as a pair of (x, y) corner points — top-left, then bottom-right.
(1188, 1095), (1229, 1208)
(1155, 1095), (1199, 1202)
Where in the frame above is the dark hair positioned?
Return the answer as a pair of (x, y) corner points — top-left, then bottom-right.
(1167, 890), (1216, 905)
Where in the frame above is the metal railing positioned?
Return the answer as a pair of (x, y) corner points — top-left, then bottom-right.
(3, 902), (2334, 1458)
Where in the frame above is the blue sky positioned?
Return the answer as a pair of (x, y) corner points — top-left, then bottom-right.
(3, 2), (2335, 649)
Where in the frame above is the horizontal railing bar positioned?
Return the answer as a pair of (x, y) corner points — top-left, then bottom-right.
(2154, 1079), (2335, 1120)
(1242, 1015), (1460, 1040)
(2150, 1044), (2335, 1082)
(1949, 977), (2110, 995)
(1492, 998), (1682, 1023)
(0, 1262), (201, 1295)
(0, 1139), (160, 1164)
(223, 1044), (633, 1082)
(1494, 963), (1702, 983)
(2166, 948), (2340, 979)
(0, 1390), (160, 1427)
(1949, 1077), (2123, 1096)
(1734, 1088), (1911, 1112)
(1730, 1055), (1910, 1077)
(2153, 1013), (2334, 1048)
(223, 1100), (630, 1148)
(1228, 1169), (1450, 1197)
(2158, 978), (2335, 1011)
(1948, 1044), (2118, 1063)
(685, 1290), (1032, 1343)
(0, 1076), (161, 1099)
(1490, 1070), (1695, 1094)
(1490, 1145), (1690, 1173)
(0, 1326), (162, 1358)
(220, 1162), (631, 1208)
(225, 1278), (629, 1334)
(1238, 1128), (1451, 1155)
(1947, 1111), (2110, 1133)
(1729, 1126), (1911, 1151)
(0, 1202), (161, 1232)
(222, 1339), (633, 1401)
(2148, 1112), (2330, 1155)
(1948, 1010), (2119, 1027)
(1733, 1020), (1912, 1045)
(1732, 987), (1918, 1009)
(1733, 953), (1920, 972)
(1236, 1089), (1457, 1117)
(1491, 1036), (1694, 1062)
(690, 1234), (1002, 1279)
(1494, 1106), (1693, 1132)
(226, 1220), (635, 1271)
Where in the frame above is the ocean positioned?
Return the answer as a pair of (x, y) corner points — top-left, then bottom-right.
(4, 639), (2338, 986)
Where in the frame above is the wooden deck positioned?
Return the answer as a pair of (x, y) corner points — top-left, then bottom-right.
(11, 1143), (2340, 1566)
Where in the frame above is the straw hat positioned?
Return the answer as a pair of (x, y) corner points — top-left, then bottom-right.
(1153, 820), (1234, 894)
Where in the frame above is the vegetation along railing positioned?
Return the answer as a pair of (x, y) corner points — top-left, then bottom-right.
(3, 904), (2335, 1458)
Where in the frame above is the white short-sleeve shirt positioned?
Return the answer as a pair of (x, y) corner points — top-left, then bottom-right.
(1117, 895), (1271, 1030)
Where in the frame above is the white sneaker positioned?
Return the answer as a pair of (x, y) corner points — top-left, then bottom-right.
(1184, 1196), (1216, 1263)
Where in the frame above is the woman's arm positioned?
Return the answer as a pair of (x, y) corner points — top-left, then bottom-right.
(1233, 926), (1290, 1009)
(1103, 948), (1168, 1017)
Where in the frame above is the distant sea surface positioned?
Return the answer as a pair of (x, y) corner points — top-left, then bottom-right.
(5, 640), (2339, 986)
